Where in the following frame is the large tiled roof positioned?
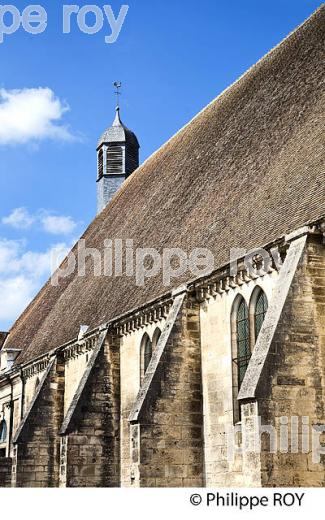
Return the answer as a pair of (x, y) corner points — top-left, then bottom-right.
(6, 5), (325, 364)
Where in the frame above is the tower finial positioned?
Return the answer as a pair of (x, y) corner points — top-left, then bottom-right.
(113, 81), (122, 109)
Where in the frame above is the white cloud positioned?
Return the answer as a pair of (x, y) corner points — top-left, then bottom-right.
(0, 87), (75, 145)
(41, 214), (77, 235)
(0, 238), (71, 323)
(0, 276), (36, 322)
(0, 238), (23, 273)
(0, 208), (79, 326)
(2, 208), (79, 235)
(1, 207), (35, 229)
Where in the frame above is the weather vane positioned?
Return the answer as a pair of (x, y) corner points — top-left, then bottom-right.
(113, 81), (122, 108)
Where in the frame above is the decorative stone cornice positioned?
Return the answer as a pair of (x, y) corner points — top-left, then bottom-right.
(63, 332), (99, 361)
(192, 249), (285, 304)
(114, 299), (173, 337)
(21, 355), (52, 380)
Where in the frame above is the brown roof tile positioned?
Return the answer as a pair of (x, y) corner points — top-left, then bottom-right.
(6, 5), (325, 364)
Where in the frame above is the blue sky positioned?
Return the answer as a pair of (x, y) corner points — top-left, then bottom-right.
(0, 0), (322, 330)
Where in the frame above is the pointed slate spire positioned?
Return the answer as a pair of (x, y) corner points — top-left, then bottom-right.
(112, 106), (122, 127)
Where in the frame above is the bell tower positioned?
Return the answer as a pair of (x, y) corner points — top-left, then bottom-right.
(96, 84), (140, 214)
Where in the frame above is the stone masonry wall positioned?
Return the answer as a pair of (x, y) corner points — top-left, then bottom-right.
(200, 274), (277, 486)
(132, 296), (204, 487)
(257, 235), (325, 486)
(120, 319), (166, 486)
(12, 356), (65, 487)
(62, 334), (120, 487)
(0, 458), (12, 487)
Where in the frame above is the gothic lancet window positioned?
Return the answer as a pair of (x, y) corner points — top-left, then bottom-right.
(231, 296), (250, 423)
(231, 288), (268, 423)
(140, 333), (152, 384)
(248, 287), (268, 350)
(0, 420), (7, 443)
(152, 327), (161, 351)
(254, 289), (268, 341)
(236, 298), (250, 389)
(144, 338), (152, 373)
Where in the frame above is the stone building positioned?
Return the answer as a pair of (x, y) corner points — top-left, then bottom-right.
(0, 6), (324, 487)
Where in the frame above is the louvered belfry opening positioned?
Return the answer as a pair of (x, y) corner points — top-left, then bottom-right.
(97, 148), (103, 178)
(125, 139), (139, 177)
(106, 144), (124, 175)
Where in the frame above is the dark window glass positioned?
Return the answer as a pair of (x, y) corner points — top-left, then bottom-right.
(144, 336), (152, 374)
(236, 299), (250, 388)
(152, 328), (161, 351)
(0, 420), (7, 443)
(254, 290), (268, 340)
